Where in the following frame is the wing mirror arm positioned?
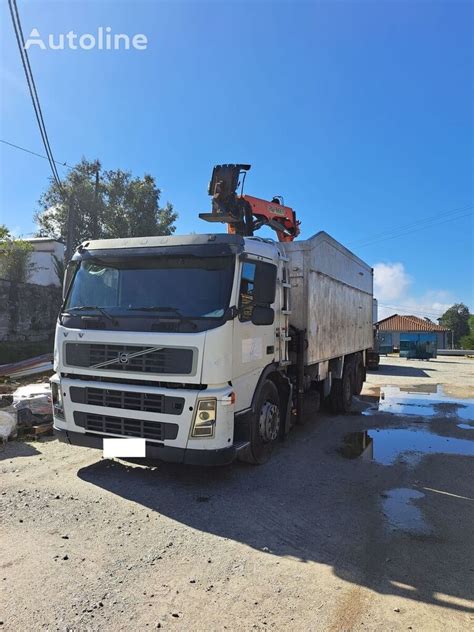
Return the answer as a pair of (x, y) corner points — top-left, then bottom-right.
(225, 305), (241, 321)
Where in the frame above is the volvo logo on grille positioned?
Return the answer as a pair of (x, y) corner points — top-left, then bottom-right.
(118, 352), (130, 365)
(89, 345), (167, 370)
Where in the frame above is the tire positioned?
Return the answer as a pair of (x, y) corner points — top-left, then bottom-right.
(239, 380), (281, 465)
(353, 357), (365, 396)
(330, 362), (353, 413)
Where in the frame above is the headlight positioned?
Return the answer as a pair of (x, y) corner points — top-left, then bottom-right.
(191, 398), (216, 437)
(51, 382), (64, 419)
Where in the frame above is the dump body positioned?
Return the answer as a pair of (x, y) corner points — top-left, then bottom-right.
(283, 231), (373, 366)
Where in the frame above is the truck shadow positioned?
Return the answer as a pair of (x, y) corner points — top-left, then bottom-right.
(374, 364), (434, 378)
(77, 421), (474, 616)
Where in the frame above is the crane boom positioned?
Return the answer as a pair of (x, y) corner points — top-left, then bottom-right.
(199, 163), (300, 242)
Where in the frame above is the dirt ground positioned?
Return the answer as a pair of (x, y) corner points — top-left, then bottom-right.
(1, 356), (473, 631)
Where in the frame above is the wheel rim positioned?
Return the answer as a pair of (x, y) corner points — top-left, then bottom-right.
(258, 400), (280, 443)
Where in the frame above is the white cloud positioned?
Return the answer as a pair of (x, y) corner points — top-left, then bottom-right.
(373, 262), (412, 302)
(373, 262), (454, 321)
(0, 67), (28, 97)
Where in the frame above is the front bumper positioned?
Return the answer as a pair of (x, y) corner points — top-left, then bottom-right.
(53, 374), (235, 446)
(55, 427), (236, 465)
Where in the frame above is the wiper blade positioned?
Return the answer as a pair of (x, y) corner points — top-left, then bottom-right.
(127, 306), (198, 330)
(128, 306), (182, 315)
(67, 305), (116, 323)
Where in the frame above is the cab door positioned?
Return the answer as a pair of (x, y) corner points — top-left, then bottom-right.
(232, 257), (278, 411)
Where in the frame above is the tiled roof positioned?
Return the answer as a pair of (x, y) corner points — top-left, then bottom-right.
(376, 314), (449, 332)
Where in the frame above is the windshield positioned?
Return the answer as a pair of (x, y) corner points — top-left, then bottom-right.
(65, 255), (235, 319)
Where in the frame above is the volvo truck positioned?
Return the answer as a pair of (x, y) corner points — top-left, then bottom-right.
(53, 165), (373, 465)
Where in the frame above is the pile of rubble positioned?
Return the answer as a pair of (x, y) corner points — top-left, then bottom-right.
(0, 353), (54, 443)
(0, 381), (53, 444)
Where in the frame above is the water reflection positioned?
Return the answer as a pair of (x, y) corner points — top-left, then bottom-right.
(339, 432), (373, 460)
(363, 385), (474, 421)
(382, 488), (431, 535)
(340, 429), (474, 466)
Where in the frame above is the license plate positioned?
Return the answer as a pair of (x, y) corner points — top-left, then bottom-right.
(103, 438), (146, 458)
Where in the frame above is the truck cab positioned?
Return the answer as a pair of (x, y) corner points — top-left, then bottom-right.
(53, 233), (291, 465)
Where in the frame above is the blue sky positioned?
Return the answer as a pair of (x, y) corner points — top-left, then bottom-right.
(0, 0), (472, 319)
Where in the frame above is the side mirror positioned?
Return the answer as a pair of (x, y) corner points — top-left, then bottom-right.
(254, 262), (277, 305)
(251, 305), (274, 326)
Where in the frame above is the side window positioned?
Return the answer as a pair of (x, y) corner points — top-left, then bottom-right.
(238, 260), (277, 322)
(239, 262), (256, 322)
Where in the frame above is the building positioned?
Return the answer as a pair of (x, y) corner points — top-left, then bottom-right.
(375, 314), (450, 353)
(25, 238), (64, 287)
(0, 237), (64, 348)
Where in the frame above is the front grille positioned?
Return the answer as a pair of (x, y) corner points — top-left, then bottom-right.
(62, 374), (207, 390)
(70, 386), (184, 415)
(65, 343), (194, 375)
(74, 412), (178, 441)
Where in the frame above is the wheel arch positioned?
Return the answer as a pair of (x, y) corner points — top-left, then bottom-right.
(234, 363), (292, 442)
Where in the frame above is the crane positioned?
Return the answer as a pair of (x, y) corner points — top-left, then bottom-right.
(199, 164), (300, 242)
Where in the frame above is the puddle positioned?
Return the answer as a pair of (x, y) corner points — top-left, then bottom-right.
(339, 432), (374, 460)
(341, 429), (474, 466)
(382, 488), (431, 535)
(363, 385), (474, 421)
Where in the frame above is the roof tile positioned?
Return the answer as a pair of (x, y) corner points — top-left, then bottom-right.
(376, 314), (449, 332)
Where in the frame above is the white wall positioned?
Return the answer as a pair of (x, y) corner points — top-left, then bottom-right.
(28, 241), (64, 287)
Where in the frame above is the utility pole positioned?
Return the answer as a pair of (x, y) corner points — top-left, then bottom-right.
(91, 163), (100, 239)
(65, 195), (76, 262)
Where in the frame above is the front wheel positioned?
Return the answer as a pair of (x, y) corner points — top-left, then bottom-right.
(239, 380), (281, 465)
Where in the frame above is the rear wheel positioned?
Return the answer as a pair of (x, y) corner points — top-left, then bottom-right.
(353, 357), (365, 396)
(330, 361), (354, 413)
(239, 380), (281, 464)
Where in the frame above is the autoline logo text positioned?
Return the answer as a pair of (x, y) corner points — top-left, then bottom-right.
(24, 27), (148, 51)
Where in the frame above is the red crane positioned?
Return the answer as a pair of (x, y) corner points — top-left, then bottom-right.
(199, 164), (300, 242)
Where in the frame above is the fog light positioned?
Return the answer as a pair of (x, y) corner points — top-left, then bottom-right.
(191, 398), (216, 437)
(51, 382), (64, 419)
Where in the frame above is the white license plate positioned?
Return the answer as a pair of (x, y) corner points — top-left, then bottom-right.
(103, 438), (146, 458)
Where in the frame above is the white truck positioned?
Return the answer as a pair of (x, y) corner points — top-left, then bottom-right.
(52, 228), (373, 465)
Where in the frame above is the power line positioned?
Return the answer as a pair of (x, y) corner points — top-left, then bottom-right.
(378, 303), (446, 319)
(351, 206), (473, 249)
(8, 0), (63, 191)
(8, 0), (80, 260)
(348, 205), (471, 247)
(0, 139), (74, 169)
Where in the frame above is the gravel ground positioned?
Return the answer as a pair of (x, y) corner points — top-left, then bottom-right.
(1, 356), (473, 631)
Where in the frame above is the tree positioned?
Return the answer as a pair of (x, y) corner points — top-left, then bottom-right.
(460, 315), (474, 350)
(0, 225), (34, 284)
(439, 303), (471, 347)
(35, 159), (177, 251)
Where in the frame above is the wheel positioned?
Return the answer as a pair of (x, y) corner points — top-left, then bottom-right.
(330, 362), (353, 413)
(353, 357), (365, 396)
(239, 380), (281, 465)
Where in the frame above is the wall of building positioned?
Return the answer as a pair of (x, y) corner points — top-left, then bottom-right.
(0, 279), (61, 344)
(378, 330), (447, 351)
(28, 241), (64, 287)
(437, 331), (448, 349)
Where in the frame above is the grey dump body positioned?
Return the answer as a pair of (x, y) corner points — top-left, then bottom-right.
(283, 231), (373, 366)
